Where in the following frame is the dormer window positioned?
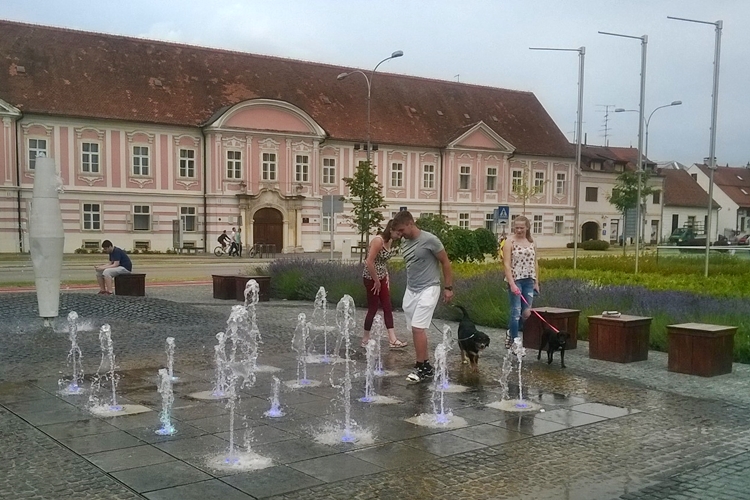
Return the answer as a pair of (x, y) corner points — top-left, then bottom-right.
(737, 175), (743, 181)
(742, 189), (748, 195)
(614, 163), (624, 172)
(591, 161), (603, 171)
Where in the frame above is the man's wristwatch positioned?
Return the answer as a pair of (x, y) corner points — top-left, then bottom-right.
(444, 286), (453, 291)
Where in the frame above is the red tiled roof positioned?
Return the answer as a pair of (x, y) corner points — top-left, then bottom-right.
(695, 164), (750, 208)
(578, 145), (656, 173)
(661, 168), (718, 208)
(0, 20), (573, 157)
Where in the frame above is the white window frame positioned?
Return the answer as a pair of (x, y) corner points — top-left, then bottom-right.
(262, 152), (277, 181)
(458, 212), (470, 229)
(511, 170), (523, 194)
(28, 138), (48, 170)
(226, 150), (242, 179)
(585, 187), (598, 202)
(534, 171), (545, 194)
(555, 172), (566, 196)
(422, 164), (435, 189)
(179, 149), (196, 178)
(485, 213), (494, 231)
(391, 162), (403, 188)
(486, 167), (497, 191)
(533, 215), (543, 234)
(132, 145), (150, 176)
(459, 165), (471, 190)
(82, 202), (101, 231)
(554, 215), (564, 234)
(81, 142), (100, 174)
(295, 154), (309, 183)
(180, 206), (197, 232)
(322, 158), (336, 185)
(132, 205), (151, 232)
(321, 215), (332, 233)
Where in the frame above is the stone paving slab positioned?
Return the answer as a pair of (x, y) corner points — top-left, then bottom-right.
(1, 287), (750, 499)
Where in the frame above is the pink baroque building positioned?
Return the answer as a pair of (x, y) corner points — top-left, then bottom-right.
(0, 20), (575, 253)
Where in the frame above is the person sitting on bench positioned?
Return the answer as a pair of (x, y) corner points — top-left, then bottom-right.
(95, 240), (132, 295)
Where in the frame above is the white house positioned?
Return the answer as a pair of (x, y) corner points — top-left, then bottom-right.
(686, 163), (750, 237)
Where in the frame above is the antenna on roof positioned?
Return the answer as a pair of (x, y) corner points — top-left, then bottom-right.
(454, 74), (460, 82)
(596, 104), (616, 146)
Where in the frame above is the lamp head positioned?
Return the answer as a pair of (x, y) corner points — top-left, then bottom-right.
(615, 108), (626, 112)
(337, 72), (349, 80)
(671, 100), (682, 106)
(391, 50), (404, 58)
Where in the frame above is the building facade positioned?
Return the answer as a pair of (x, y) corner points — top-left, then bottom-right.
(686, 163), (750, 238)
(0, 21), (580, 253)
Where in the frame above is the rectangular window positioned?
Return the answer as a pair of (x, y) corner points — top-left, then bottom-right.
(180, 207), (196, 232)
(322, 158), (336, 185)
(485, 213), (494, 231)
(81, 142), (100, 173)
(585, 186), (598, 202)
(556, 173), (566, 196)
(423, 164), (435, 189)
(179, 149), (196, 178)
(459, 213), (470, 229)
(82, 203), (101, 231)
(133, 205), (151, 231)
(459, 166), (470, 190)
(652, 191), (661, 204)
(321, 215), (332, 233)
(591, 161), (603, 171)
(295, 154), (309, 182)
(262, 152), (277, 181)
(511, 170), (523, 193)
(534, 171), (545, 194)
(486, 167), (497, 191)
(554, 215), (564, 234)
(391, 162), (403, 188)
(533, 215), (543, 234)
(132, 146), (150, 176)
(672, 213), (679, 231)
(226, 151), (242, 179)
(28, 138), (48, 170)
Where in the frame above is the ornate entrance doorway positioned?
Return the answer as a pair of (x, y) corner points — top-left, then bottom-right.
(253, 208), (283, 252)
(581, 221), (600, 241)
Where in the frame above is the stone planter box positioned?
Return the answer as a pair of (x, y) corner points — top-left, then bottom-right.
(235, 276), (271, 302)
(523, 307), (580, 350)
(588, 314), (652, 363)
(668, 323), (735, 377)
(114, 273), (146, 296)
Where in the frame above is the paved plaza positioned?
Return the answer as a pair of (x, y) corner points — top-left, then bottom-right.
(1, 284), (749, 500)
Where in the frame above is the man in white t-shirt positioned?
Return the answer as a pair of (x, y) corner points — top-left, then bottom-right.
(390, 210), (454, 382)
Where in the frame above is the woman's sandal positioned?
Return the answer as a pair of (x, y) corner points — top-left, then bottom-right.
(389, 339), (408, 349)
(504, 330), (512, 349)
(361, 339), (370, 348)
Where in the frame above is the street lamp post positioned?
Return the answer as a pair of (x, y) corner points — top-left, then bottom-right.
(337, 50), (404, 164)
(668, 16), (723, 278)
(599, 30), (647, 274)
(529, 46), (585, 270)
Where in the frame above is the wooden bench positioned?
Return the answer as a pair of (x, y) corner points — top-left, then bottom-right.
(588, 314), (652, 363)
(667, 323), (736, 377)
(212, 275), (271, 301)
(114, 273), (146, 296)
(523, 307), (580, 350)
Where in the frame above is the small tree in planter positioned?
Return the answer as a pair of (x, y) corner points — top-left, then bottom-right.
(607, 170), (655, 254)
(343, 160), (387, 259)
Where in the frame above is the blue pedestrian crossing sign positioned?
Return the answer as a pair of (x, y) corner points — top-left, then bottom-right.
(494, 205), (510, 224)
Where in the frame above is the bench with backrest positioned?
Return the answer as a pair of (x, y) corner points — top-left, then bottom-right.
(114, 273), (146, 296)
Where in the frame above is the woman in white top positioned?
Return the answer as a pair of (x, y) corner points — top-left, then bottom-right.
(502, 215), (540, 349)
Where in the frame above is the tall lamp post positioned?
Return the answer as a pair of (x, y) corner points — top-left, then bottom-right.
(668, 16), (723, 278)
(529, 46), (585, 270)
(337, 50), (404, 164)
(599, 30), (647, 274)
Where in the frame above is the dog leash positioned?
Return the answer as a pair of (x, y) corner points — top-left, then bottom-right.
(519, 293), (560, 334)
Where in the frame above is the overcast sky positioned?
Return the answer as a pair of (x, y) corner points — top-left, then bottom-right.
(5, 0), (749, 167)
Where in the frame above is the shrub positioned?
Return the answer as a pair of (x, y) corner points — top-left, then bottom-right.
(74, 248), (88, 254)
(415, 213), (451, 241)
(581, 240), (610, 251)
(445, 227), (483, 262)
(474, 227), (499, 256)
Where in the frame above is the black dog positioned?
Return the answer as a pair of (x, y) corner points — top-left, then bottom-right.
(455, 305), (491, 372)
(538, 327), (570, 368)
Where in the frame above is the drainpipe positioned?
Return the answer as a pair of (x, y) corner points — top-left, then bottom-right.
(201, 128), (208, 253)
(438, 148), (444, 216)
(14, 119), (22, 252)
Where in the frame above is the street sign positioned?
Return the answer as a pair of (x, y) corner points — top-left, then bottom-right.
(399, 206), (407, 212)
(495, 205), (510, 224)
(322, 195), (344, 216)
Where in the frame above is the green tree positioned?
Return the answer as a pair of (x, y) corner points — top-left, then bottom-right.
(474, 227), (499, 256)
(607, 170), (655, 252)
(415, 213), (451, 241)
(343, 160), (387, 249)
(512, 165), (544, 215)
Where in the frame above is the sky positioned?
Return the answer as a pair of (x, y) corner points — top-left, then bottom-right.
(5, 0), (750, 167)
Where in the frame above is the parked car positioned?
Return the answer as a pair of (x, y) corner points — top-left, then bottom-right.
(738, 234), (749, 245)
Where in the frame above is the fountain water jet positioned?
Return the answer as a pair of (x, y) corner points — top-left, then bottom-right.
(165, 337), (179, 382)
(486, 337), (541, 413)
(306, 287), (338, 364)
(155, 368), (176, 435)
(243, 280), (280, 373)
(285, 313), (321, 388)
(264, 376), (284, 418)
(58, 311), (84, 395)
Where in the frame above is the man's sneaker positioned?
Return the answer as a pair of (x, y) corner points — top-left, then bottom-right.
(406, 362), (434, 382)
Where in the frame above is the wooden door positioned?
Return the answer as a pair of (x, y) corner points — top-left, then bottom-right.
(253, 208), (283, 252)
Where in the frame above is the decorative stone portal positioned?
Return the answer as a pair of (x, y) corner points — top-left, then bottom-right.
(237, 188), (304, 253)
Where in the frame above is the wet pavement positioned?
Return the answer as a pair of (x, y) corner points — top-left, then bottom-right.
(1, 285), (749, 500)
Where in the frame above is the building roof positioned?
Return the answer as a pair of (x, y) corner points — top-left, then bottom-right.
(695, 164), (750, 208)
(661, 168), (719, 208)
(579, 145), (654, 173)
(0, 20), (574, 157)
